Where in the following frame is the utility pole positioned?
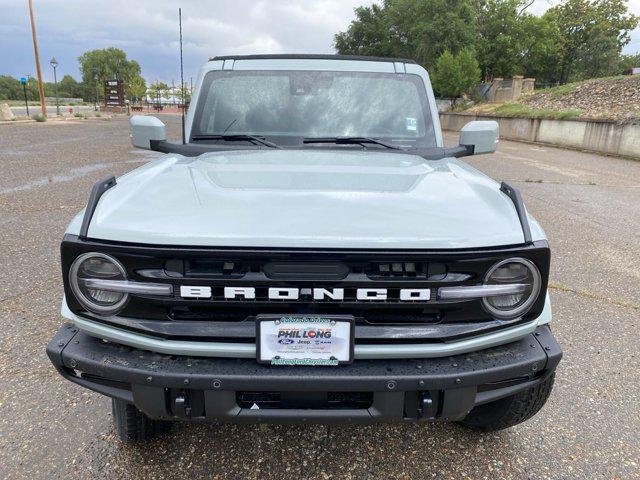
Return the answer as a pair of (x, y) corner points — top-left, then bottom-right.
(28, 0), (47, 117)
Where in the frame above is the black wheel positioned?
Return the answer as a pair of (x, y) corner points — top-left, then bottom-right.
(111, 398), (172, 443)
(459, 373), (556, 431)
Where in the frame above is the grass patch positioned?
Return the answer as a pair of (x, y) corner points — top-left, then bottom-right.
(544, 82), (580, 97)
(32, 113), (46, 122)
(492, 103), (581, 120)
(74, 112), (86, 119)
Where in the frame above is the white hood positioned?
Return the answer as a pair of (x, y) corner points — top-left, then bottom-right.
(78, 149), (533, 249)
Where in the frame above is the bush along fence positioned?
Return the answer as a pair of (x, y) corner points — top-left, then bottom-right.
(440, 112), (640, 160)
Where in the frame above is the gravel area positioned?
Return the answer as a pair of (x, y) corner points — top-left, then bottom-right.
(522, 75), (640, 122)
(0, 116), (638, 479)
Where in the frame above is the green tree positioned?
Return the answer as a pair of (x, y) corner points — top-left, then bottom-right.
(431, 49), (481, 98)
(128, 76), (147, 104)
(0, 76), (46, 101)
(475, 0), (526, 79)
(175, 84), (192, 104)
(335, 0), (476, 70)
(432, 51), (462, 98)
(474, 0), (561, 81)
(334, 4), (396, 57)
(545, 0), (639, 83)
(619, 52), (640, 71)
(517, 14), (563, 82)
(58, 75), (82, 98)
(387, 0), (477, 66)
(41, 75), (83, 99)
(0, 75), (22, 100)
(148, 81), (169, 105)
(78, 48), (142, 102)
(457, 49), (482, 92)
(335, 0), (638, 85)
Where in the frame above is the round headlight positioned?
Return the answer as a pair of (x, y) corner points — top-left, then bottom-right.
(482, 258), (541, 320)
(69, 252), (128, 316)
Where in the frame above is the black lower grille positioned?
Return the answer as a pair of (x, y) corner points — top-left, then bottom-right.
(236, 391), (373, 410)
(169, 305), (441, 324)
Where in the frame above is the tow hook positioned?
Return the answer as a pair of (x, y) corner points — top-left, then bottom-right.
(174, 392), (192, 418)
(418, 392), (437, 419)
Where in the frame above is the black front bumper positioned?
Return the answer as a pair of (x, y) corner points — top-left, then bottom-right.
(47, 324), (561, 423)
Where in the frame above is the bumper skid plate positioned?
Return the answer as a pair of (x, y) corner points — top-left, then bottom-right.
(47, 324), (561, 424)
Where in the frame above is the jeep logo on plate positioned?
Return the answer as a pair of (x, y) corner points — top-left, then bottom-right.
(179, 286), (431, 302)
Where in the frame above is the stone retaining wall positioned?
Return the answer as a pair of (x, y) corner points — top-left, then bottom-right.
(440, 112), (640, 159)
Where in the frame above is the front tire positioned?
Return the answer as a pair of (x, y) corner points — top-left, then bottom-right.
(459, 373), (555, 431)
(111, 398), (171, 443)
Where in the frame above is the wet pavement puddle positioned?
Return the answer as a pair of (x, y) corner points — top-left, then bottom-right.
(0, 156), (161, 196)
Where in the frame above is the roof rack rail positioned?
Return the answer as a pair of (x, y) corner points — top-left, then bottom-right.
(209, 54), (417, 64)
(500, 182), (532, 244)
(79, 175), (116, 239)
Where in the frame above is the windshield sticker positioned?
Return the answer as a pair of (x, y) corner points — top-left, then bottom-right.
(406, 117), (418, 132)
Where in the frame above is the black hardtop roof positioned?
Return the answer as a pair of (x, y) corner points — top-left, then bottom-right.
(209, 54), (417, 64)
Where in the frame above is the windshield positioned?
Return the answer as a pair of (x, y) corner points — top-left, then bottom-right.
(192, 70), (437, 148)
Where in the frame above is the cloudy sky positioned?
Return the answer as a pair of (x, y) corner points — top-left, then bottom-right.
(1, 0), (639, 84)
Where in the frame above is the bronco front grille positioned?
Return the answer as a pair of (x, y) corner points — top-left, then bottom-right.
(61, 235), (551, 340)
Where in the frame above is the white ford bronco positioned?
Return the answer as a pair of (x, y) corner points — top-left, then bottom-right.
(47, 54), (561, 443)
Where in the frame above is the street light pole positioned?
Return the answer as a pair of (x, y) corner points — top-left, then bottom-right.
(50, 57), (60, 116)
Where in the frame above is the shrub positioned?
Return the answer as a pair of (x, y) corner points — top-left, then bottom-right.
(432, 49), (481, 100)
(32, 113), (46, 122)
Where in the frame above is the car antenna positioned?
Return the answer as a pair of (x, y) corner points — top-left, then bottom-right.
(179, 7), (186, 144)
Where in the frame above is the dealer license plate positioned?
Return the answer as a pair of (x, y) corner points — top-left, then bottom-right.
(256, 315), (354, 366)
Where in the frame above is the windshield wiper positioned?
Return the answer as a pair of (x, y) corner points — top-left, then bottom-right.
(192, 134), (280, 149)
(303, 136), (401, 150)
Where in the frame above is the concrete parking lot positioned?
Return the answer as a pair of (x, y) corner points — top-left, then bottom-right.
(0, 115), (638, 479)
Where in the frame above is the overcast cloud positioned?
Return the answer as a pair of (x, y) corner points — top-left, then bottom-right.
(0, 0), (638, 84)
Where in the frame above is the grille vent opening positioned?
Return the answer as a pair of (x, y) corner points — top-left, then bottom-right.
(164, 259), (247, 278)
(367, 262), (447, 279)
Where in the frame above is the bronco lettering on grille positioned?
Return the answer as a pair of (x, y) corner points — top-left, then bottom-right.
(179, 287), (431, 302)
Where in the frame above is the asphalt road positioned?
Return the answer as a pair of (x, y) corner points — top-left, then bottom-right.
(0, 115), (638, 479)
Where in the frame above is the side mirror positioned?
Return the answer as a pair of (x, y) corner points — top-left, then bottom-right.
(459, 121), (499, 155)
(130, 115), (166, 149)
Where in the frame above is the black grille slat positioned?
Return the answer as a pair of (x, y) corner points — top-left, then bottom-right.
(263, 262), (349, 280)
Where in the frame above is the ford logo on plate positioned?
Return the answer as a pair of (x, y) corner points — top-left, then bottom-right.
(278, 339), (295, 345)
